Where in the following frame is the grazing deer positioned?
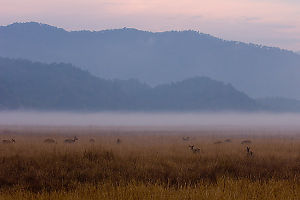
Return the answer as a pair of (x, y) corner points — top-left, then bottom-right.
(182, 136), (190, 141)
(246, 146), (254, 156)
(224, 139), (232, 143)
(214, 141), (222, 144)
(2, 139), (15, 144)
(64, 136), (78, 144)
(116, 138), (121, 144)
(241, 140), (252, 145)
(89, 138), (95, 143)
(44, 138), (56, 144)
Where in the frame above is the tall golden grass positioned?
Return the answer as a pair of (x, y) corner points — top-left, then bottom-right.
(0, 126), (299, 199)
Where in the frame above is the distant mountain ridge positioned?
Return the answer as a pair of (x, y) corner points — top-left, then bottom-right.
(1, 22), (300, 99)
(0, 57), (258, 111)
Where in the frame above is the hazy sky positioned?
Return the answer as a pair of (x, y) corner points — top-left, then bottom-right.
(1, 0), (300, 51)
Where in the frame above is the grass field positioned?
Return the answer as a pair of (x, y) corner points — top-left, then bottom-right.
(0, 126), (299, 199)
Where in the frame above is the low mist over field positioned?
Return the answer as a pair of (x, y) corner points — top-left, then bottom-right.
(1, 112), (300, 128)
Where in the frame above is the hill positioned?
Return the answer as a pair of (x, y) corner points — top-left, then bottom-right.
(1, 22), (300, 99)
(0, 57), (258, 111)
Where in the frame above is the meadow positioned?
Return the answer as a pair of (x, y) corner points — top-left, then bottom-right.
(0, 125), (299, 199)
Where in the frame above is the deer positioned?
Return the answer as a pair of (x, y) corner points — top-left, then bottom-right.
(224, 139), (232, 143)
(214, 141), (223, 144)
(246, 146), (254, 156)
(89, 138), (95, 143)
(64, 136), (78, 144)
(188, 145), (200, 153)
(116, 138), (121, 144)
(188, 145), (194, 150)
(192, 147), (201, 153)
(44, 138), (56, 144)
(2, 139), (15, 144)
(241, 140), (252, 145)
(182, 136), (190, 141)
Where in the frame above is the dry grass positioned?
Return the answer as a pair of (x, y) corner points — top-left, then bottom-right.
(0, 126), (300, 199)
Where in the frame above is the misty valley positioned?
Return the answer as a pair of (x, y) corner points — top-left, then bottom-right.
(1, 21), (300, 200)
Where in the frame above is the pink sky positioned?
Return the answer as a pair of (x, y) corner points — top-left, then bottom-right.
(1, 0), (300, 51)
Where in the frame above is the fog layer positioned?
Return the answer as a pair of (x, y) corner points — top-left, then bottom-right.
(1, 112), (300, 128)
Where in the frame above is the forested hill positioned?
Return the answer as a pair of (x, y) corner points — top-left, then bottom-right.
(0, 57), (258, 111)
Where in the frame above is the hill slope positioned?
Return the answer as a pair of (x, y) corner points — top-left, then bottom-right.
(1, 22), (300, 99)
(0, 57), (258, 111)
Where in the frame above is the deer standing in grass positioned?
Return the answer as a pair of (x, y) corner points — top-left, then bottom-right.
(89, 138), (95, 143)
(224, 139), (232, 143)
(188, 145), (194, 150)
(214, 141), (222, 144)
(44, 138), (56, 144)
(188, 145), (200, 153)
(64, 136), (78, 144)
(246, 146), (253, 156)
(192, 147), (200, 153)
(241, 140), (252, 145)
(2, 139), (15, 144)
